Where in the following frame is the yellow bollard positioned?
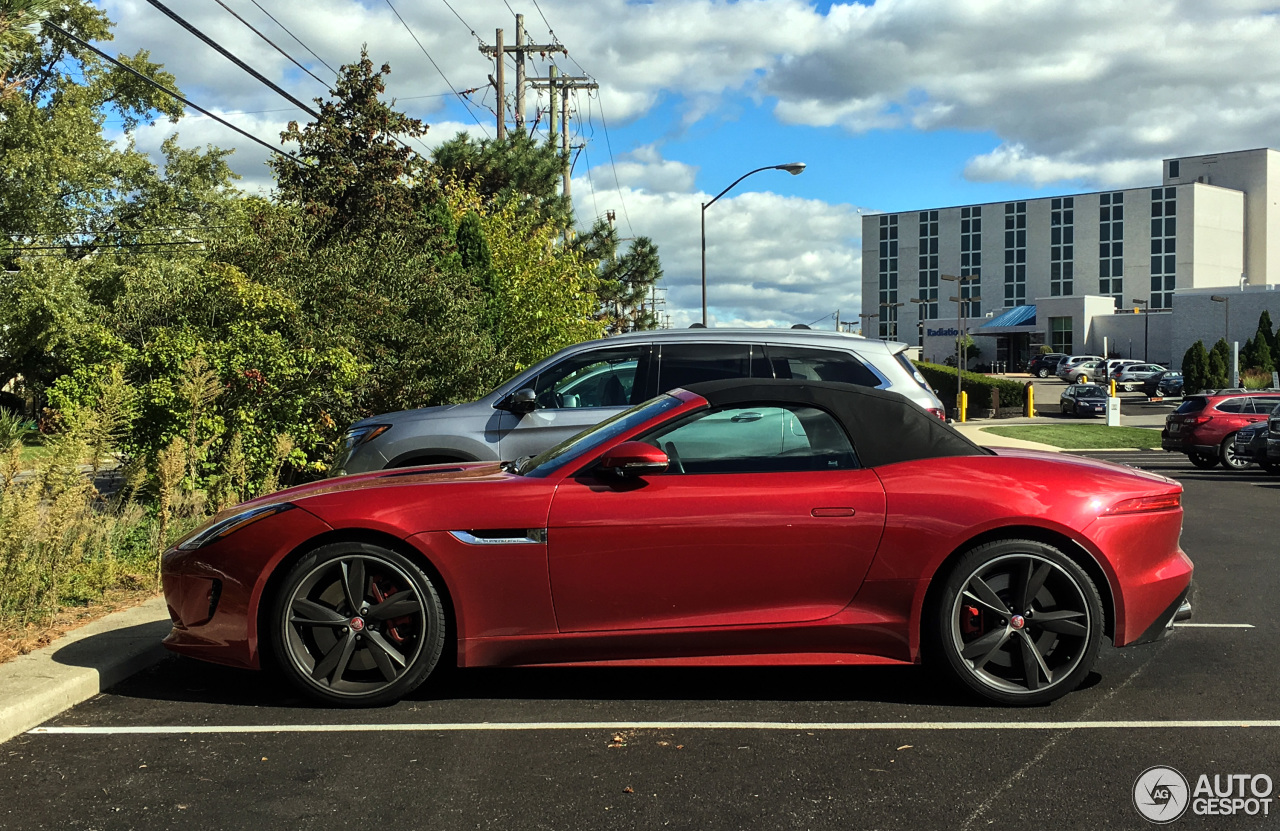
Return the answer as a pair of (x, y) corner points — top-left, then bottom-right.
(959, 390), (968, 423)
(1109, 378), (1117, 397)
(1025, 383), (1036, 418)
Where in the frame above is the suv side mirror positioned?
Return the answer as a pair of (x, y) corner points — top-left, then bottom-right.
(496, 387), (538, 415)
(598, 441), (669, 478)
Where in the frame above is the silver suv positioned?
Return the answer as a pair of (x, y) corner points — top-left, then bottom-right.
(330, 329), (946, 476)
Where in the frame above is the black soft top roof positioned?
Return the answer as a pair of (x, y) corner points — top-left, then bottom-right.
(681, 379), (988, 467)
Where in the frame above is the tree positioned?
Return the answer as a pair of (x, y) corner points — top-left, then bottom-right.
(1259, 310), (1278, 357)
(1248, 312), (1277, 372)
(273, 49), (432, 237)
(1181, 340), (1209, 395)
(432, 130), (571, 230)
(573, 218), (664, 334)
(1208, 338), (1231, 389)
(0, 0), (52, 101)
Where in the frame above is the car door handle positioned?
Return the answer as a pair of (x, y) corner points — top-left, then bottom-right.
(811, 507), (855, 517)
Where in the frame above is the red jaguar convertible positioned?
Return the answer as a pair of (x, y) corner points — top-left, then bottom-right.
(162, 379), (1193, 707)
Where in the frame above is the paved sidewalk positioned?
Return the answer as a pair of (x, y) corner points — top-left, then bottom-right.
(0, 597), (171, 745)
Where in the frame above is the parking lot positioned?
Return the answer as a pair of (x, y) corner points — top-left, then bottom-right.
(2, 445), (1277, 830)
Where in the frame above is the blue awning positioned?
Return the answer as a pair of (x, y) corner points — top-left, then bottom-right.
(981, 304), (1037, 328)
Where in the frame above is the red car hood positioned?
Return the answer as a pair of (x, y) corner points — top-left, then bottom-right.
(989, 446), (1179, 487)
(237, 462), (510, 511)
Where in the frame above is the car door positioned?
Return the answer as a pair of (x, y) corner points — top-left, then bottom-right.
(545, 402), (887, 633)
(498, 345), (651, 461)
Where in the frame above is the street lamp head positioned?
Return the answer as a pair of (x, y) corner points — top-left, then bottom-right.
(776, 162), (807, 175)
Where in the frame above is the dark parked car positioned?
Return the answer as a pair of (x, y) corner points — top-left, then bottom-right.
(1141, 371), (1183, 398)
(1161, 391), (1280, 469)
(1231, 405), (1280, 473)
(1029, 353), (1068, 378)
(1060, 384), (1109, 417)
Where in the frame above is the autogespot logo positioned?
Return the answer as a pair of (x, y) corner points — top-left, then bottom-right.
(1134, 766), (1190, 824)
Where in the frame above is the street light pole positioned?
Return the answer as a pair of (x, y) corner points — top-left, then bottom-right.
(857, 312), (878, 336)
(701, 162), (806, 326)
(941, 274), (980, 410)
(879, 301), (904, 340)
(1132, 298), (1149, 362)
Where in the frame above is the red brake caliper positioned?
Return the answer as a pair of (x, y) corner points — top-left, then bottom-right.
(960, 605), (983, 636)
(370, 578), (410, 644)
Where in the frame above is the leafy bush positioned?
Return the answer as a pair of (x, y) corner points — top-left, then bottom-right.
(914, 362), (1027, 411)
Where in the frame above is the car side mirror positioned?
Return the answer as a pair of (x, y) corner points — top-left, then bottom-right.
(598, 441), (669, 478)
(496, 387), (538, 415)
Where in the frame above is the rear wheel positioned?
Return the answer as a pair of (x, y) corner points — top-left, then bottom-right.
(1220, 434), (1251, 471)
(1123, 382), (1136, 392)
(1188, 451), (1219, 469)
(1077, 374), (1089, 384)
(1036, 367), (1049, 378)
(271, 542), (446, 707)
(934, 539), (1103, 706)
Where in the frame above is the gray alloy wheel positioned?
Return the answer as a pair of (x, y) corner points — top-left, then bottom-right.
(1219, 434), (1252, 471)
(1188, 451), (1219, 469)
(935, 540), (1103, 706)
(271, 542), (445, 706)
(1036, 367), (1050, 378)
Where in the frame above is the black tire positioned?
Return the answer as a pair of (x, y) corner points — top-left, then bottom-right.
(1036, 367), (1049, 378)
(933, 539), (1103, 706)
(1219, 434), (1251, 471)
(1260, 460), (1280, 475)
(271, 542), (446, 707)
(1188, 451), (1219, 469)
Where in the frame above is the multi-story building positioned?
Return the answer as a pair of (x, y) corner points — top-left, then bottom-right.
(860, 148), (1280, 369)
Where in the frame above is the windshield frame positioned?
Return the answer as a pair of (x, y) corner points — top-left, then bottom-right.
(517, 394), (689, 478)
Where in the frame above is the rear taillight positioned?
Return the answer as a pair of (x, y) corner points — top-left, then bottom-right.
(1104, 493), (1181, 515)
(1183, 415), (1213, 427)
(928, 407), (946, 420)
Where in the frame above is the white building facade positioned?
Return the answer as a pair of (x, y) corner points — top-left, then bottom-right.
(860, 148), (1280, 369)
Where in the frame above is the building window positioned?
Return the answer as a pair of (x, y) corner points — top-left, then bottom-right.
(960, 206), (981, 317)
(1169, 160), (1180, 179)
(917, 210), (939, 347)
(1099, 192), (1124, 305)
(878, 214), (899, 339)
(1050, 316), (1073, 355)
(1050, 197), (1074, 297)
(1004, 202), (1027, 307)
(1150, 187), (1176, 309)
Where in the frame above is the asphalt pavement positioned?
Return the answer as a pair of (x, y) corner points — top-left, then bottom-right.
(2, 443), (1276, 830)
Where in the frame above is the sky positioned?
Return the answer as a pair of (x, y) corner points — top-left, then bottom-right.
(98, 0), (1280, 330)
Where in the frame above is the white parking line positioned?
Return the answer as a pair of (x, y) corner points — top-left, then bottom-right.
(26, 720), (1280, 735)
(1175, 623), (1254, 628)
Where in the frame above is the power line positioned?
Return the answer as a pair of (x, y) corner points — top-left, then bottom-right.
(143, 0), (320, 118)
(529, 0), (559, 43)
(593, 90), (633, 236)
(43, 21), (307, 166)
(438, 0), (484, 45)
(212, 0), (329, 87)
(13, 240), (208, 251)
(382, 0), (490, 137)
(6, 226), (231, 238)
(246, 0), (337, 76)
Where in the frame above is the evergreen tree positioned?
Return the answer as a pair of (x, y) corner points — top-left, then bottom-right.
(573, 218), (663, 333)
(1181, 340), (1209, 395)
(431, 131), (571, 230)
(1250, 311), (1277, 372)
(1208, 338), (1232, 389)
(455, 210), (499, 337)
(1259, 309), (1278, 357)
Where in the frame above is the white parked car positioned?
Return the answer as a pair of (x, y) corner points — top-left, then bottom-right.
(1111, 363), (1167, 392)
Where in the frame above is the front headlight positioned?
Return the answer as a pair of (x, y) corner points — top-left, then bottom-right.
(176, 504), (295, 550)
(330, 424), (391, 475)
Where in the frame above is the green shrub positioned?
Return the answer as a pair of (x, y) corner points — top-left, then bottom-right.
(914, 362), (1028, 411)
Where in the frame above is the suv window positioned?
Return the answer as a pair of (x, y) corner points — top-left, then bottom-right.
(762, 346), (883, 387)
(533, 346), (647, 409)
(655, 343), (762, 391)
(1174, 397), (1206, 414)
(1249, 395), (1280, 413)
(644, 404), (858, 474)
(1215, 397), (1248, 414)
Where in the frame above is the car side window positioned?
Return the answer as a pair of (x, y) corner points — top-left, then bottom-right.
(1216, 398), (1246, 414)
(761, 346), (883, 387)
(532, 346), (646, 409)
(641, 404), (858, 474)
(655, 343), (761, 391)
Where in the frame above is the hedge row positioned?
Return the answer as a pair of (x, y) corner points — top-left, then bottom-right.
(913, 362), (1028, 410)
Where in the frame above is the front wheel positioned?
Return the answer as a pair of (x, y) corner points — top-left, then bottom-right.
(271, 542), (446, 706)
(1188, 451), (1219, 469)
(1036, 367), (1049, 378)
(1220, 434), (1252, 471)
(933, 539), (1103, 706)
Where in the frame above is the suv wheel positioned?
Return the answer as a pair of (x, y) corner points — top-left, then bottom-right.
(1220, 434), (1252, 471)
(1188, 451), (1218, 469)
(1036, 367), (1049, 378)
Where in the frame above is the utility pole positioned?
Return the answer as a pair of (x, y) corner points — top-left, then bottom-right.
(479, 13), (565, 135)
(530, 70), (596, 196)
(489, 29), (505, 139)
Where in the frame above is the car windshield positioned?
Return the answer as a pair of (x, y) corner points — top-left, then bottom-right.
(516, 394), (685, 478)
(1076, 385), (1105, 396)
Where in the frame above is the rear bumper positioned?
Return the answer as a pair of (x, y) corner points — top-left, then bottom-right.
(1127, 585), (1193, 646)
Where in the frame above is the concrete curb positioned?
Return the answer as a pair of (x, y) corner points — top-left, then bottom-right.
(0, 597), (171, 745)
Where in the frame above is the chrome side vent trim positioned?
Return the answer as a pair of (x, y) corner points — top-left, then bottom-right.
(449, 529), (547, 545)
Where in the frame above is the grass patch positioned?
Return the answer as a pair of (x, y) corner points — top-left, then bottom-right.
(18, 439), (54, 469)
(980, 425), (1163, 449)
